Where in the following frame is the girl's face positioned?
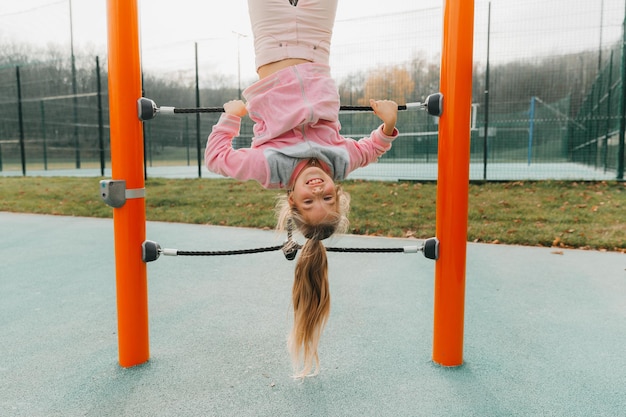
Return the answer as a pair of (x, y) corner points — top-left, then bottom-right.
(289, 166), (338, 225)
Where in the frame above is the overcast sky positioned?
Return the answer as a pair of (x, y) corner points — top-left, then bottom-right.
(1, 0), (624, 85)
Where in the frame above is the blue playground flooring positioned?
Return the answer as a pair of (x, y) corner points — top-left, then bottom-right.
(1, 211), (625, 417)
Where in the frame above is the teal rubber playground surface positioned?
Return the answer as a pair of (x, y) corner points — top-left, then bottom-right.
(1, 211), (625, 417)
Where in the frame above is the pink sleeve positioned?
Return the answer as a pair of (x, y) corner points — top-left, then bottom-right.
(344, 124), (398, 172)
(204, 114), (269, 186)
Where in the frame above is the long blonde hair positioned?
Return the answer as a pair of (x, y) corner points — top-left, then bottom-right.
(276, 186), (350, 378)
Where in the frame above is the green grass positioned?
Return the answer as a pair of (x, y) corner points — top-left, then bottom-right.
(1, 176), (624, 252)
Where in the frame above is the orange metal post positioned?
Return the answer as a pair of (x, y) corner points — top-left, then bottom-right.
(432, 0), (475, 367)
(106, 0), (150, 367)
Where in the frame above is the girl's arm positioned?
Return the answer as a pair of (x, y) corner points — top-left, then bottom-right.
(223, 99), (248, 118)
(369, 99), (398, 136)
(204, 112), (269, 186)
(342, 100), (399, 173)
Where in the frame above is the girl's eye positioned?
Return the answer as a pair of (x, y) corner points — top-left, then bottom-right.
(324, 195), (334, 201)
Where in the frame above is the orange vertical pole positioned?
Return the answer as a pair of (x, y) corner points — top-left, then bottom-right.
(432, 0), (475, 366)
(106, 0), (150, 367)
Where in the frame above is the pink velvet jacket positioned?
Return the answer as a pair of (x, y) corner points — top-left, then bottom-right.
(204, 63), (398, 189)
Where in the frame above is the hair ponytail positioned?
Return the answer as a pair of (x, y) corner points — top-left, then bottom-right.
(275, 186), (350, 378)
(288, 238), (329, 378)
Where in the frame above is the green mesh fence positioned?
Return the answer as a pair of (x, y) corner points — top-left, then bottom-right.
(472, 95), (572, 164)
(0, 58), (109, 174)
(570, 48), (625, 176)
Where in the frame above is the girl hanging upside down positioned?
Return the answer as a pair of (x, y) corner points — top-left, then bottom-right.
(204, 0), (399, 379)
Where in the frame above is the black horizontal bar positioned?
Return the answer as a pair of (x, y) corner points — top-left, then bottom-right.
(169, 104), (409, 114)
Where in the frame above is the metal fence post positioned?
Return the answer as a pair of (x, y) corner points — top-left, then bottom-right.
(16, 66), (26, 176)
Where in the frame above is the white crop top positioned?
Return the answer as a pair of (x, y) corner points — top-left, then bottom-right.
(248, 0), (338, 70)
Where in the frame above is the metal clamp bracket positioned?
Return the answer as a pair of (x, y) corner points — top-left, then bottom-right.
(100, 179), (145, 208)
